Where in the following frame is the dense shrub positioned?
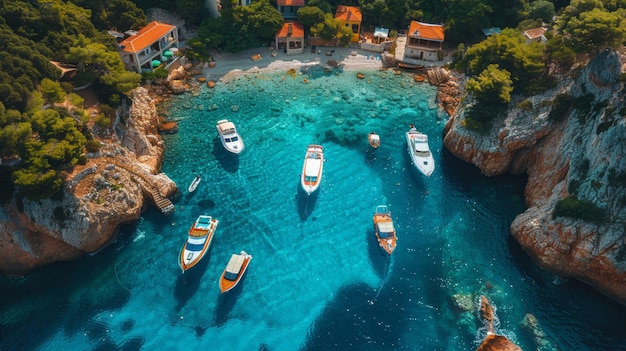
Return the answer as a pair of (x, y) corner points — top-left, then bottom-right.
(553, 196), (606, 223)
(85, 140), (101, 153)
(548, 93), (574, 121)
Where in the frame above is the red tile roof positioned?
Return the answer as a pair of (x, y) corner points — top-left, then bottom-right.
(276, 22), (304, 38)
(335, 5), (362, 22)
(523, 27), (547, 40)
(277, 0), (305, 6)
(120, 21), (176, 53)
(408, 21), (444, 41)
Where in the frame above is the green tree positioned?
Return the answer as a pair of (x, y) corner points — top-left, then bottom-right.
(466, 64), (513, 106)
(463, 28), (545, 93)
(40, 78), (65, 104)
(443, 0), (493, 42)
(311, 13), (342, 40)
(561, 7), (626, 53)
(297, 6), (326, 34)
(527, 0), (555, 21)
(12, 166), (63, 200)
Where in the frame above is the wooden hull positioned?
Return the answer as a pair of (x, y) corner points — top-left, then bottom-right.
(179, 232), (214, 272)
(219, 253), (252, 293)
(398, 62), (424, 70)
(368, 133), (380, 149)
(179, 217), (218, 272)
(373, 207), (397, 255)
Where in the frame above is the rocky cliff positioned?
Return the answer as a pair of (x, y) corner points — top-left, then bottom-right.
(0, 87), (177, 275)
(443, 49), (626, 305)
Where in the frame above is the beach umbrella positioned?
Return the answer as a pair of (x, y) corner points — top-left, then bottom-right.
(163, 50), (174, 58)
(151, 59), (162, 68)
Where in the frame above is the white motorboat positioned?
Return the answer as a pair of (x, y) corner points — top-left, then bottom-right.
(301, 144), (324, 195)
(188, 175), (201, 193)
(406, 126), (435, 177)
(216, 119), (244, 154)
(179, 215), (219, 273)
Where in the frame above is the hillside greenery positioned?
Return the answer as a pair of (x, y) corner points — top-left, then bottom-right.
(0, 0), (625, 201)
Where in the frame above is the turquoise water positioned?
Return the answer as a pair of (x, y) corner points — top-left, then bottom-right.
(1, 66), (626, 351)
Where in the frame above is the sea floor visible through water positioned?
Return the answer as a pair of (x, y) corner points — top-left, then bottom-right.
(1, 66), (626, 351)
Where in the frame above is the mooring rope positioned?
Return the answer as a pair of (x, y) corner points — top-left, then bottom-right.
(114, 261), (132, 294)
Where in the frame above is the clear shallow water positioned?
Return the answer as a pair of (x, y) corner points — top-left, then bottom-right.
(1, 66), (626, 351)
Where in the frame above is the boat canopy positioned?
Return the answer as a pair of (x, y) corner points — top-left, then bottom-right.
(225, 254), (245, 280)
(218, 121), (237, 134)
(377, 221), (395, 238)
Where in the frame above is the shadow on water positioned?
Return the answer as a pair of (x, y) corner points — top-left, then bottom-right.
(0, 227), (136, 351)
(296, 185), (319, 221)
(213, 272), (249, 327)
(299, 282), (405, 351)
(366, 228), (391, 279)
(212, 137), (240, 173)
(174, 245), (213, 310)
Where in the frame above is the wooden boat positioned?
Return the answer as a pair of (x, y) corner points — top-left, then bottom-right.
(219, 251), (253, 293)
(368, 132), (380, 149)
(301, 144), (324, 195)
(179, 215), (219, 273)
(216, 119), (245, 154)
(373, 205), (397, 255)
(188, 175), (201, 193)
(398, 62), (424, 70)
(406, 125), (435, 177)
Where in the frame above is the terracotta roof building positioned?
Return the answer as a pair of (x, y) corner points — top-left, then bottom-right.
(405, 21), (445, 61)
(523, 27), (547, 43)
(277, 0), (305, 19)
(335, 5), (362, 43)
(275, 22), (305, 55)
(118, 21), (179, 73)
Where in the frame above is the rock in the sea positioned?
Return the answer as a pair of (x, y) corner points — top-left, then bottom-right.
(443, 49), (626, 305)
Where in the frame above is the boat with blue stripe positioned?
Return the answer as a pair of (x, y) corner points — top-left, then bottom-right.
(179, 215), (219, 273)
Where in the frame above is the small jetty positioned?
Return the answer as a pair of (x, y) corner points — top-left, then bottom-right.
(109, 160), (175, 215)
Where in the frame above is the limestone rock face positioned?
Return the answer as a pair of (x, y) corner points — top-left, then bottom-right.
(0, 87), (177, 275)
(444, 49), (626, 304)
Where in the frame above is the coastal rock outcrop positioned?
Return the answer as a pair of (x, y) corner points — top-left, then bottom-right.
(443, 49), (626, 304)
(0, 87), (177, 275)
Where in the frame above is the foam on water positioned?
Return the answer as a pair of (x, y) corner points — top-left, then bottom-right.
(1, 67), (626, 351)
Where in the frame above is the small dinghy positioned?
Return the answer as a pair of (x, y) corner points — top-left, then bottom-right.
(368, 132), (380, 149)
(188, 175), (201, 193)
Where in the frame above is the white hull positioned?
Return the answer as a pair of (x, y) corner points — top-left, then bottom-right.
(188, 176), (201, 193)
(406, 129), (435, 177)
(301, 144), (324, 195)
(217, 119), (244, 154)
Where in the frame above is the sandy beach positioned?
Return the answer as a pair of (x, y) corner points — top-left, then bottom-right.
(202, 46), (385, 81)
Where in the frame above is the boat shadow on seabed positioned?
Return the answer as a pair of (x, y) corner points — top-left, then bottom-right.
(213, 273), (249, 327)
(173, 246), (213, 311)
(296, 183), (319, 221)
(212, 137), (240, 173)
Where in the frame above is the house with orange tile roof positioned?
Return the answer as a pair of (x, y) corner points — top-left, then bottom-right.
(522, 27), (547, 44)
(118, 21), (179, 73)
(277, 0), (305, 19)
(275, 22), (305, 55)
(405, 21), (444, 61)
(335, 5), (362, 43)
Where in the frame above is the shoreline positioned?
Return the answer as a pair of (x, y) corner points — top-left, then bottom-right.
(201, 46), (385, 82)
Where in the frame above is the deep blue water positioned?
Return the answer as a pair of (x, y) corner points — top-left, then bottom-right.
(1, 66), (626, 351)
